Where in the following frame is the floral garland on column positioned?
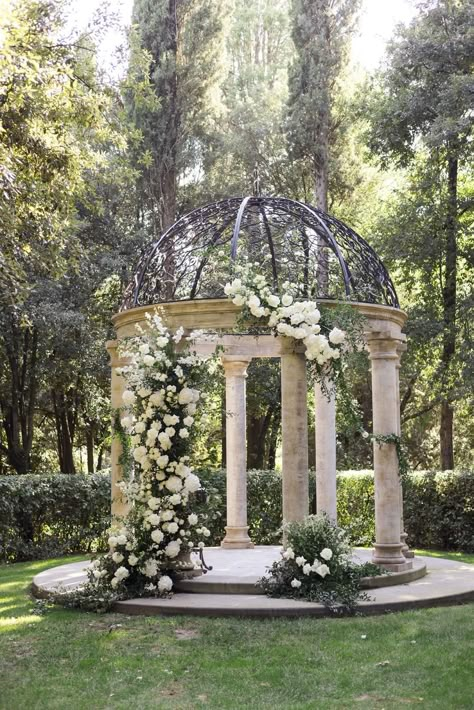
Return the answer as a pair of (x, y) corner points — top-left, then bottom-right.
(84, 313), (216, 602)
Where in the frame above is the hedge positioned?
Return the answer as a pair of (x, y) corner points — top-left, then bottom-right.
(197, 468), (474, 552)
(1, 469), (473, 562)
(0, 473), (110, 562)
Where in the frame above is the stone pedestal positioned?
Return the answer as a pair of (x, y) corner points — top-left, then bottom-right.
(281, 352), (309, 523)
(221, 358), (254, 549)
(368, 334), (412, 571)
(107, 341), (131, 521)
(315, 381), (337, 522)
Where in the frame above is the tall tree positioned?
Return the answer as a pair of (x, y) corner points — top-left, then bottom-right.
(129, 0), (223, 234)
(366, 0), (474, 469)
(287, 0), (360, 212)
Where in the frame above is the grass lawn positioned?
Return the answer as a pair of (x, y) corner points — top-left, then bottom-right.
(1, 552), (474, 710)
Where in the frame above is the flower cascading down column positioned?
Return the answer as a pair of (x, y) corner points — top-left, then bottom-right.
(87, 314), (216, 598)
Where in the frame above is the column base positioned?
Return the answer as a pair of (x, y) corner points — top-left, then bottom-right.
(221, 526), (254, 549)
(372, 543), (413, 571)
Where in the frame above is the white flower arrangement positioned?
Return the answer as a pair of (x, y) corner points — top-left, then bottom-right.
(224, 264), (346, 371)
(86, 312), (215, 600)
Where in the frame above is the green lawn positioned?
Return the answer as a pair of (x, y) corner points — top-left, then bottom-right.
(1, 553), (474, 710)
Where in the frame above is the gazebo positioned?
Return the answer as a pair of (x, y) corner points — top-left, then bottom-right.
(108, 196), (413, 573)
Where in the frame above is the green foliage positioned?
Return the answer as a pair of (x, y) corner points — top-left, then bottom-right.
(259, 514), (376, 612)
(0, 473), (110, 562)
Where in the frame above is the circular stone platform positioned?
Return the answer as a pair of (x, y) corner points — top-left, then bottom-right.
(32, 547), (474, 618)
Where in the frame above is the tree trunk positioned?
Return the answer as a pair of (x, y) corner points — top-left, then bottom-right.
(440, 154), (458, 470)
(52, 389), (77, 474)
(86, 425), (95, 474)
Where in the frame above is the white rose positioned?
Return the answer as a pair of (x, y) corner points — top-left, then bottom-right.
(143, 355), (155, 367)
(169, 494), (181, 506)
(320, 548), (333, 561)
(120, 416), (133, 431)
(108, 535), (118, 548)
(168, 522), (179, 534)
(315, 564), (330, 578)
(302, 563), (312, 575)
(165, 540), (181, 558)
(183, 473), (200, 493)
(133, 446), (147, 462)
(178, 387), (194, 405)
(151, 529), (164, 544)
(187, 513), (198, 526)
(282, 294), (293, 306)
(158, 575), (173, 593)
(111, 577), (119, 588)
(112, 551), (124, 563)
(282, 547), (295, 560)
(148, 513), (161, 526)
(179, 428), (189, 439)
(157, 455), (169, 468)
(138, 387), (152, 398)
(183, 416), (194, 427)
(165, 475), (183, 493)
(147, 497), (160, 510)
(290, 578), (302, 589)
(295, 556), (306, 567)
(158, 432), (171, 450)
(267, 295), (280, 308)
(128, 554), (139, 566)
(134, 421), (146, 434)
(232, 295), (245, 306)
(328, 327), (345, 345)
(139, 343), (150, 355)
(161, 510), (174, 521)
(143, 558), (158, 577)
(122, 390), (136, 406)
(116, 534), (127, 546)
(114, 566), (129, 581)
(164, 414), (179, 426)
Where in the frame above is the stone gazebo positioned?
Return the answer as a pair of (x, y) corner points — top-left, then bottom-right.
(109, 196), (413, 573)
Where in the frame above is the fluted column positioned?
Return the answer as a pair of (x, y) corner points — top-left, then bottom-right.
(315, 381), (337, 521)
(106, 340), (130, 521)
(221, 357), (254, 549)
(367, 333), (411, 571)
(281, 352), (309, 523)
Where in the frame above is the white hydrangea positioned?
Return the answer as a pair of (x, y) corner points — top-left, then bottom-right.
(158, 575), (173, 593)
(122, 390), (136, 406)
(151, 529), (164, 544)
(114, 566), (129, 582)
(183, 473), (200, 493)
(165, 540), (181, 558)
(291, 578), (302, 589)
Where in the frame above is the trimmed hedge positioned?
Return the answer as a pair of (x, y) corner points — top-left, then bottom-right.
(0, 473), (110, 562)
(2, 469), (473, 562)
(197, 468), (474, 553)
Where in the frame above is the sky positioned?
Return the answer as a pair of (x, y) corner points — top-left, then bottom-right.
(69, 0), (417, 74)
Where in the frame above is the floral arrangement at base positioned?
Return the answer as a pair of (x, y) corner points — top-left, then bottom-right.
(52, 313), (218, 611)
(259, 514), (382, 614)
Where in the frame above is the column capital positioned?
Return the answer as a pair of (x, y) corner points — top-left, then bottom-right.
(366, 332), (405, 361)
(221, 357), (251, 377)
(106, 340), (131, 368)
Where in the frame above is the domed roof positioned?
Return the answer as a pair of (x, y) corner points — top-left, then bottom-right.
(121, 196), (399, 310)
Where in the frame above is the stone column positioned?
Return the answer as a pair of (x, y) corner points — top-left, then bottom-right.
(367, 333), (411, 571)
(315, 381), (337, 521)
(281, 352), (309, 523)
(221, 357), (254, 549)
(396, 341), (414, 558)
(106, 340), (130, 521)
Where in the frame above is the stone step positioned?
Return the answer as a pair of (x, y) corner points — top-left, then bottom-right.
(175, 576), (265, 595)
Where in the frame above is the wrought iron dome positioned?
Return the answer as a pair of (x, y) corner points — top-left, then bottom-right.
(121, 196), (399, 310)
